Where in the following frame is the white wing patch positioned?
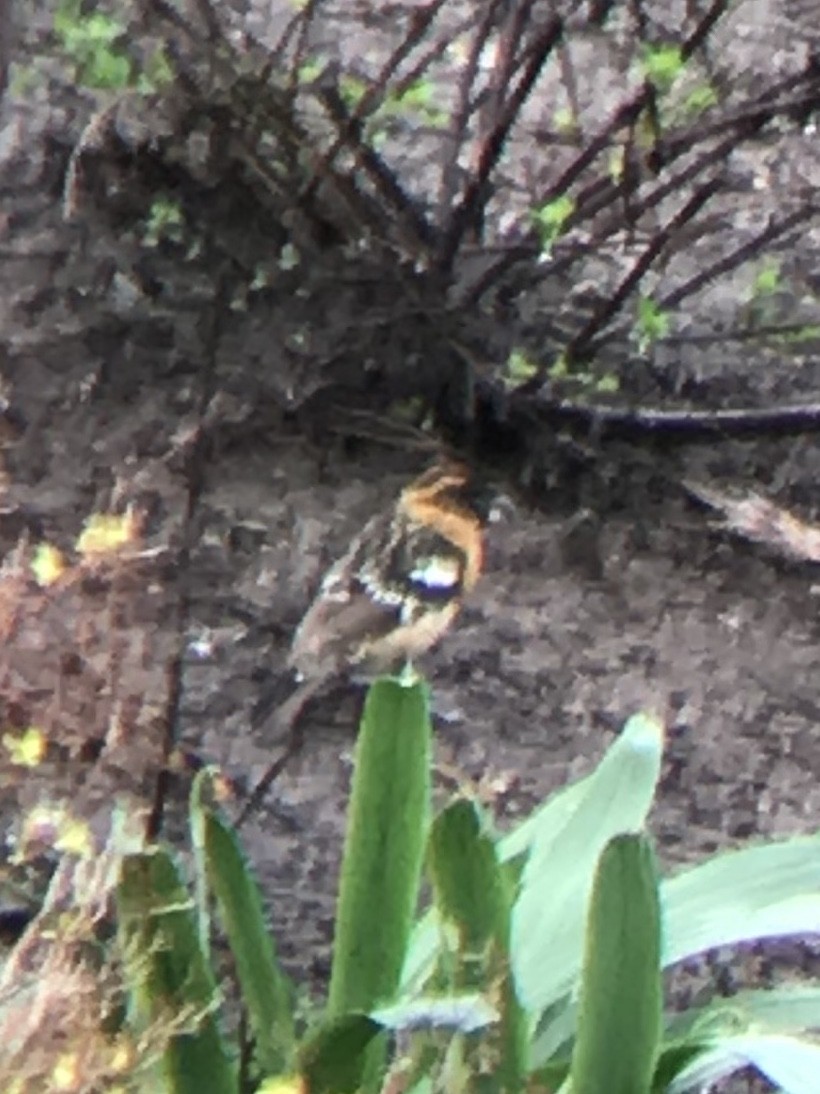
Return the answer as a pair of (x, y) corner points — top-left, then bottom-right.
(408, 555), (461, 590)
(360, 568), (405, 607)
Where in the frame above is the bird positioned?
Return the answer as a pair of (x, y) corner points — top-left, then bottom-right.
(235, 459), (492, 826)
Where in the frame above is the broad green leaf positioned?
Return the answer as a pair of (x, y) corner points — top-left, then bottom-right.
(511, 713), (664, 1015)
(400, 908), (445, 995)
(205, 809), (295, 1076)
(117, 849), (236, 1094)
(499, 772), (592, 863)
(534, 839), (820, 1069)
(402, 716), (658, 1000)
(570, 834), (662, 1094)
(667, 985), (820, 1042)
(662, 835), (820, 965)
(668, 1033), (820, 1094)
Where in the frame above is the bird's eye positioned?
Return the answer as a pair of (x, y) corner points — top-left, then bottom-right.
(408, 556), (461, 590)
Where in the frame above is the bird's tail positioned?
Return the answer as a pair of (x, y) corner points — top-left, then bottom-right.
(236, 675), (326, 827)
(250, 668), (305, 733)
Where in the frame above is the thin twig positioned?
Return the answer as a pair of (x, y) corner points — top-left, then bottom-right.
(461, 0), (738, 303)
(146, 266), (231, 843)
(566, 177), (723, 362)
(436, 15), (564, 274)
(437, 0), (506, 223)
(314, 80), (437, 250)
(300, 0), (450, 209)
(659, 203), (819, 312)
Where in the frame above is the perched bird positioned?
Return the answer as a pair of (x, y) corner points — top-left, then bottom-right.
(236, 460), (492, 825)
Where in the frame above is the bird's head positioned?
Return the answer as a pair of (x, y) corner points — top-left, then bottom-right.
(402, 460), (499, 527)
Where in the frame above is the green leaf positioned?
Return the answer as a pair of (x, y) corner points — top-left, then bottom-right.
(635, 295), (670, 352)
(532, 835), (820, 1070)
(402, 751), (615, 997)
(54, 1), (133, 90)
(141, 46), (175, 90)
(505, 348), (539, 385)
(639, 43), (685, 91)
(205, 808), (295, 1076)
(531, 195), (575, 251)
(657, 984), (820, 1089)
(682, 83), (718, 116)
(662, 834), (820, 966)
(327, 677), (432, 1091)
(427, 800), (506, 955)
(668, 1033), (820, 1093)
(511, 712), (663, 1018)
(570, 834), (662, 1094)
(329, 678), (431, 1015)
(752, 261), (782, 298)
(299, 1015), (383, 1094)
(499, 772), (593, 865)
(117, 849), (236, 1094)
(339, 74), (367, 108)
(426, 799), (529, 1089)
(594, 373), (620, 394)
(86, 50), (132, 89)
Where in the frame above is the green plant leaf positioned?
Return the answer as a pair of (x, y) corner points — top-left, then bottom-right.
(505, 348), (539, 385)
(570, 834), (662, 1094)
(655, 986), (820, 1091)
(668, 1033), (820, 1093)
(662, 835), (820, 965)
(635, 295), (670, 352)
(402, 756), (607, 996)
(299, 1015), (383, 1094)
(532, 835), (820, 1069)
(117, 849), (236, 1094)
(511, 712), (663, 1018)
(87, 50), (132, 89)
(327, 677), (432, 1091)
(329, 678), (431, 1015)
(426, 799), (529, 1089)
(499, 772), (594, 865)
(189, 768), (212, 960)
(531, 194), (575, 251)
(669, 985), (820, 1041)
(751, 261), (782, 298)
(594, 373), (620, 394)
(682, 83), (718, 116)
(639, 43), (685, 91)
(205, 808), (295, 1076)
(427, 799), (506, 955)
